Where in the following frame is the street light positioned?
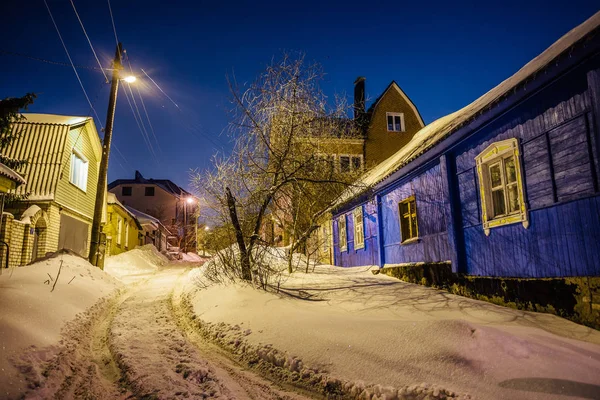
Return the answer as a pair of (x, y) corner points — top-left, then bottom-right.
(183, 196), (196, 253)
(89, 43), (137, 268)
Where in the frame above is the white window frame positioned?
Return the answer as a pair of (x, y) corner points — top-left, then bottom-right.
(69, 149), (89, 192)
(386, 112), (405, 132)
(475, 138), (528, 236)
(338, 215), (347, 252)
(125, 220), (130, 248)
(353, 206), (365, 250)
(116, 216), (122, 246)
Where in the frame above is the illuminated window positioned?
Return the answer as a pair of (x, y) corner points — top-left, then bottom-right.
(475, 138), (528, 235)
(399, 196), (418, 242)
(386, 112), (405, 132)
(69, 150), (88, 191)
(339, 215), (347, 252)
(353, 206), (364, 250)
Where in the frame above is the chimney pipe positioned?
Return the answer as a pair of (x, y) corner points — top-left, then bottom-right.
(354, 76), (366, 120)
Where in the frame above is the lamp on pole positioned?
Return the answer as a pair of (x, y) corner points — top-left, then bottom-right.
(183, 196), (195, 253)
(89, 43), (137, 268)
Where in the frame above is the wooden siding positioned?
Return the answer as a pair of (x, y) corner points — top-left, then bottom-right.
(54, 124), (101, 221)
(379, 164), (451, 265)
(5, 122), (69, 198)
(333, 200), (379, 267)
(455, 62), (600, 277)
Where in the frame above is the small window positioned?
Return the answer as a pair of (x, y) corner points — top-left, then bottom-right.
(145, 187), (155, 196)
(116, 216), (122, 246)
(69, 150), (88, 191)
(122, 186), (132, 196)
(321, 222), (330, 253)
(475, 138), (528, 235)
(338, 216), (347, 252)
(339, 156), (350, 173)
(353, 206), (364, 250)
(351, 156), (363, 171)
(125, 221), (130, 248)
(386, 112), (405, 132)
(399, 196), (418, 242)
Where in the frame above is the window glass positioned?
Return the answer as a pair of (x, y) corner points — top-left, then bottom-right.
(122, 186), (132, 196)
(399, 197), (418, 242)
(339, 156), (350, 173)
(70, 151), (88, 191)
(145, 187), (155, 196)
(351, 156), (362, 171)
(505, 157), (516, 183)
(489, 163), (502, 188)
(339, 216), (347, 251)
(387, 115), (394, 131)
(492, 188), (506, 217)
(394, 115), (402, 131)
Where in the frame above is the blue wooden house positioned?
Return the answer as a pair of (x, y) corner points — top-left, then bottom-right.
(330, 12), (600, 285)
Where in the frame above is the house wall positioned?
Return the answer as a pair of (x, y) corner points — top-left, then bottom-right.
(333, 200), (379, 267)
(110, 183), (178, 227)
(380, 164), (451, 265)
(453, 60), (600, 278)
(365, 85), (424, 167)
(104, 204), (140, 256)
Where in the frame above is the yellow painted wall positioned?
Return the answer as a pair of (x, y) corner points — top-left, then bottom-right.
(104, 203), (141, 256)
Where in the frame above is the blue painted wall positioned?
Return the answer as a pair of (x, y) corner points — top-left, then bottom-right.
(380, 164), (451, 265)
(333, 200), (379, 267)
(454, 61), (600, 277)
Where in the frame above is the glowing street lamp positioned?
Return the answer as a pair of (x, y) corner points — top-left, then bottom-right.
(183, 196), (197, 253)
(123, 75), (137, 83)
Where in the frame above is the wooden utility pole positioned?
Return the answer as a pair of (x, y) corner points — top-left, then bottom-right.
(89, 43), (123, 268)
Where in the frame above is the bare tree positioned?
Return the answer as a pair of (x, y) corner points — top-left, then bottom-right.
(191, 53), (367, 283)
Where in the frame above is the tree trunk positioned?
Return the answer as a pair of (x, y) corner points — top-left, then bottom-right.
(226, 187), (252, 281)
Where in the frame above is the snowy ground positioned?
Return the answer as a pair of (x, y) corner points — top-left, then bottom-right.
(3, 246), (600, 399)
(184, 263), (600, 400)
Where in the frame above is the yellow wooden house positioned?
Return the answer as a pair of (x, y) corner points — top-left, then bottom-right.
(104, 193), (142, 256)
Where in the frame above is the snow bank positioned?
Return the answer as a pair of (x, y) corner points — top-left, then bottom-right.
(104, 244), (168, 282)
(180, 252), (204, 262)
(0, 253), (121, 399)
(184, 263), (600, 399)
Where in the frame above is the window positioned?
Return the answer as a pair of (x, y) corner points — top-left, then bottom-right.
(475, 138), (528, 235)
(116, 216), (122, 246)
(125, 221), (130, 248)
(69, 150), (88, 191)
(145, 187), (155, 196)
(338, 215), (347, 252)
(351, 155), (363, 171)
(122, 186), (132, 196)
(339, 155), (350, 173)
(321, 222), (330, 253)
(353, 206), (364, 250)
(399, 196), (418, 242)
(386, 112), (405, 132)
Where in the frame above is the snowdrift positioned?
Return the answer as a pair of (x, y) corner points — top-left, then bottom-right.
(0, 253), (121, 399)
(184, 248), (600, 399)
(104, 244), (169, 282)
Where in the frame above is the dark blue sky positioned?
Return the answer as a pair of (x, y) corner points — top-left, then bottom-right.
(1, 0), (598, 191)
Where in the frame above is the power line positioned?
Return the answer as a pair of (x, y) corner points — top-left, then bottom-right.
(0, 49), (111, 71)
(43, 0), (104, 128)
(69, 0), (109, 83)
(141, 69), (179, 109)
(121, 82), (158, 163)
(107, 0), (120, 46)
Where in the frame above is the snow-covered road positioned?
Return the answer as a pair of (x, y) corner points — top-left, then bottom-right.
(21, 266), (312, 399)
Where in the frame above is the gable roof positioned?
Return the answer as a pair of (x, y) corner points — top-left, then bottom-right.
(108, 170), (191, 198)
(366, 81), (425, 127)
(125, 205), (172, 235)
(4, 113), (102, 199)
(107, 192), (142, 230)
(335, 11), (600, 208)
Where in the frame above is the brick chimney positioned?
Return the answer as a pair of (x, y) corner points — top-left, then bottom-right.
(353, 76), (366, 120)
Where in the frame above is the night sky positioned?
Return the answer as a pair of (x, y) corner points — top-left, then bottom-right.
(1, 0), (598, 191)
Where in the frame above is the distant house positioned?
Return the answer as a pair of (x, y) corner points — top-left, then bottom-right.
(125, 205), (170, 252)
(0, 114), (103, 266)
(103, 193), (142, 256)
(323, 12), (600, 325)
(108, 170), (197, 249)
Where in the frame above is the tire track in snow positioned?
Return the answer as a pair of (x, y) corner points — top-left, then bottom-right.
(109, 268), (312, 399)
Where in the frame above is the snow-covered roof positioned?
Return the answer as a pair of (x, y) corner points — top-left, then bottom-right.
(335, 11), (600, 207)
(107, 192), (141, 228)
(0, 162), (26, 186)
(19, 113), (90, 126)
(125, 205), (172, 235)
